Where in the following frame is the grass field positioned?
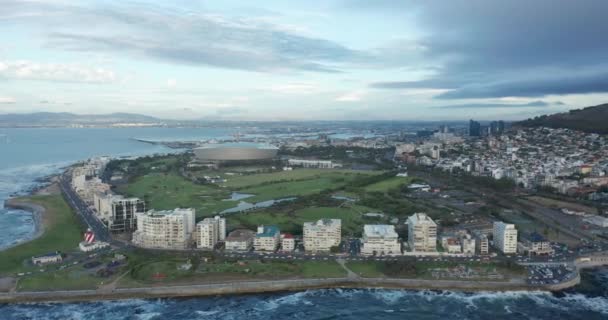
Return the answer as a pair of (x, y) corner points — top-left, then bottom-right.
(363, 176), (411, 193)
(223, 169), (378, 189)
(17, 268), (106, 291)
(0, 195), (83, 275)
(229, 206), (371, 235)
(346, 262), (385, 278)
(117, 170), (381, 218)
(117, 173), (235, 217)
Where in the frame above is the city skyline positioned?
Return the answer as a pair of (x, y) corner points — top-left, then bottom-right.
(2, 0), (608, 120)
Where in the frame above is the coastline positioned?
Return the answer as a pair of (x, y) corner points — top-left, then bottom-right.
(2, 199), (46, 251)
(0, 274), (581, 304)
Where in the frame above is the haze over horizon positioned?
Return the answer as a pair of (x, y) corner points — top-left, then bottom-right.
(2, 0), (608, 121)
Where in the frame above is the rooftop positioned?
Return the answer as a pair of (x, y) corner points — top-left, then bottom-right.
(363, 224), (398, 238)
(256, 225), (280, 238)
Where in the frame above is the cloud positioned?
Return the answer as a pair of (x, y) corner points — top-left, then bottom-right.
(0, 60), (117, 83)
(268, 83), (319, 94)
(359, 0), (608, 98)
(432, 100), (551, 109)
(166, 78), (177, 88)
(2, 1), (363, 74)
(0, 96), (16, 104)
(335, 91), (365, 102)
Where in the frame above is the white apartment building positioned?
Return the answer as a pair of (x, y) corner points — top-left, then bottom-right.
(461, 235), (476, 255)
(94, 194), (145, 232)
(196, 216), (226, 249)
(407, 213), (437, 252)
(132, 208), (196, 249)
(493, 222), (518, 254)
(303, 219), (341, 252)
(476, 234), (489, 255)
(254, 225), (280, 252)
(225, 229), (256, 252)
(361, 225), (401, 256)
(281, 234), (296, 252)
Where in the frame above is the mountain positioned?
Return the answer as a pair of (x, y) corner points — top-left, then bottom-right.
(0, 112), (162, 127)
(515, 103), (608, 134)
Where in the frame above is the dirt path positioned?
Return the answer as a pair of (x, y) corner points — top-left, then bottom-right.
(336, 258), (359, 279)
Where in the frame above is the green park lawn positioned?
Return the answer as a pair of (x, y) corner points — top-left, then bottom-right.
(117, 170), (382, 218)
(17, 268), (106, 291)
(363, 176), (411, 193)
(228, 206), (373, 236)
(0, 195), (83, 275)
(222, 169), (378, 189)
(346, 262), (385, 278)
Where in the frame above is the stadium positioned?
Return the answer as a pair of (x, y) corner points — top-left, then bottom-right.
(193, 143), (279, 161)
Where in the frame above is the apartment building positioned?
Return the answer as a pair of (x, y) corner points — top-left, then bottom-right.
(94, 194), (145, 232)
(254, 225), (280, 252)
(303, 219), (341, 252)
(493, 221), (518, 254)
(132, 208), (196, 249)
(407, 213), (437, 252)
(281, 234), (296, 252)
(361, 225), (401, 256)
(225, 229), (256, 252)
(196, 216), (226, 249)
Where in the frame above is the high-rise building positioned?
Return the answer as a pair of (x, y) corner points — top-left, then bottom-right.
(469, 120), (481, 137)
(196, 216), (226, 249)
(498, 120), (505, 134)
(493, 222), (518, 254)
(254, 225), (281, 251)
(94, 194), (145, 232)
(303, 219), (341, 252)
(361, 225), (401, 255)
(132, 208), (196, 249)
(476, 234), (489, 255)
(407, 213), (437, 252)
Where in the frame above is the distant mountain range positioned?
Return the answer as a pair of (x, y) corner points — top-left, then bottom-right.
(515, 103), (608, 134)
(0, 112), (162, 127)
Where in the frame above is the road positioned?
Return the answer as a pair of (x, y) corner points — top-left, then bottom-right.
(58, 172), (112, 244)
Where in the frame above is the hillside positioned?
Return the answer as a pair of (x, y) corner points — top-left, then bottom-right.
(0, 112), (162, 127)
(516, 103), (608, 134)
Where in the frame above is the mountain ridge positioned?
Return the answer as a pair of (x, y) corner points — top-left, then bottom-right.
(515, 103), (608, 134)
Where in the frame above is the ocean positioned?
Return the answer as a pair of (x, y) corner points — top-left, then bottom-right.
(0, 127), (231, 250)
(0, 127), (607, 319)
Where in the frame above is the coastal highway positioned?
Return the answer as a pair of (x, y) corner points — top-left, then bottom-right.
(59, 173), (112, 244)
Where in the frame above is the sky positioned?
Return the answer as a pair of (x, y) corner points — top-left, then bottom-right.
(1, 0), (608, 121)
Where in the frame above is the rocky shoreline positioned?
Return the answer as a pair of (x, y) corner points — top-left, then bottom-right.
(2, 199), (46, 251)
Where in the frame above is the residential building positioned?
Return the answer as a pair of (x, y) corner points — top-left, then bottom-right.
(132, 208), (196, 249)
(361, 225), (401, 256)
(196, 216), (226, 249)
(476, 234), (489, 255)
(281, 234), (296, 252)
(94, 194), (145, 232)
(518, 232), (553, 256)
(461, 234), (476, 255)
(303, 219), (341, 252)
(493, 222), (518, 254)
(254, 225), (280, 251)
(407, 213), (437, 252)
(441, 237), (462, 254)
(225, 229), (255, 252)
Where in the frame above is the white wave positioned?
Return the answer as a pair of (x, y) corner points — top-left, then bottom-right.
(195, 310), (220, 316)
(563, 293), (608, 315)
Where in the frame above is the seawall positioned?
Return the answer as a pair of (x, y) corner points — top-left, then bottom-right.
(0, 276), (577, 304)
